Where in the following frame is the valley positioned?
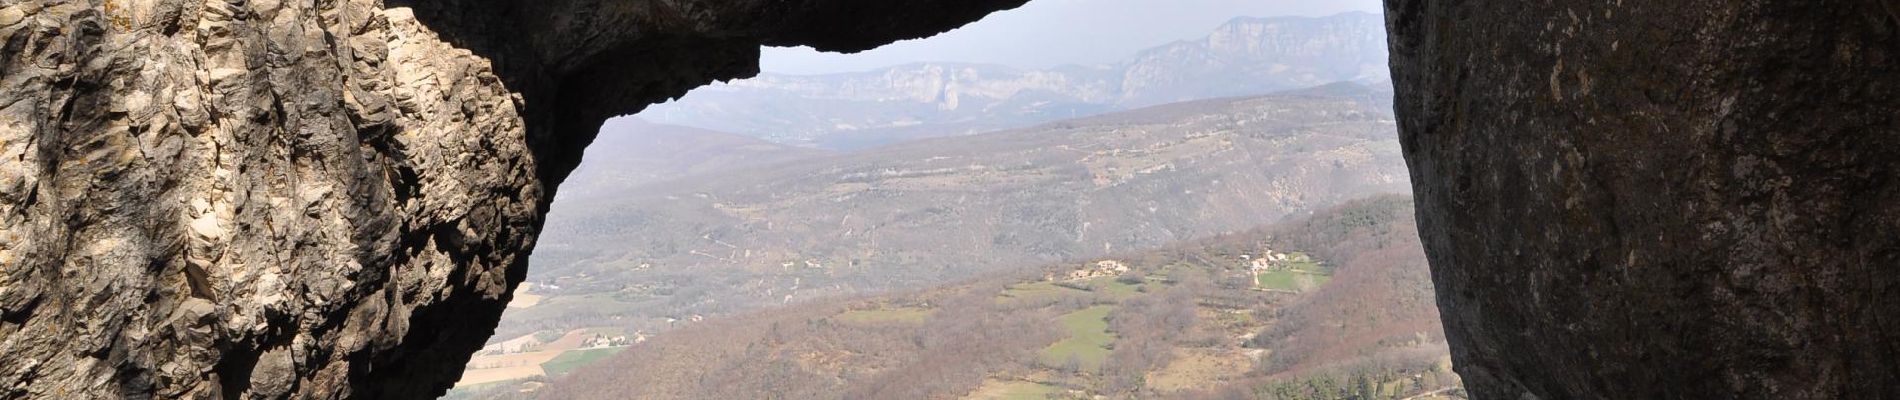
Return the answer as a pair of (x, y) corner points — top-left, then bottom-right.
(459, 196), (1460, 399)
(446, 82), (1414, 395)
(447, 14), (1419, 396)
(496, 84), (1408, 348)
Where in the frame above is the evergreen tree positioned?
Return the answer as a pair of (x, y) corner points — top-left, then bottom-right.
(1356, 372), (1378, 399)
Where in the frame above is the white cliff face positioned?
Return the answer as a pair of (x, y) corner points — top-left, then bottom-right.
(641, 13), (1389, 149)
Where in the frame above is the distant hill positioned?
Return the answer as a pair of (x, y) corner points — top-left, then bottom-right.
(553, 118), (829, 201)
(505, 83), (1409, 340)
(638, 12), (1389, 149)
(496, 196), (1460, 400)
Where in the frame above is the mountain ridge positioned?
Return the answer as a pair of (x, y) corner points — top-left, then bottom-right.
(639, 12), (1389, 149)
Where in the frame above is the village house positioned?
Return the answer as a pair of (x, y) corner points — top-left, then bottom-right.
(1059, 259), (1133, 281)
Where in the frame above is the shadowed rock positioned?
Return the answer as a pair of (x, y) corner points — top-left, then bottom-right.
(1385, 0), (1900, 398)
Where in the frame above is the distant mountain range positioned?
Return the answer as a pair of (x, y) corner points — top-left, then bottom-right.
(637, 12), (1390, 149)
(505, 83), (1408, 339)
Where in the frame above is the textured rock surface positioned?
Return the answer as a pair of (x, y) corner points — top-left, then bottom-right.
(1386, 0), (1900, 398)
(0, 0), (1023, 398)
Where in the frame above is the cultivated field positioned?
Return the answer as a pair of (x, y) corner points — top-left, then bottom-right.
(456, 327), (627, 387)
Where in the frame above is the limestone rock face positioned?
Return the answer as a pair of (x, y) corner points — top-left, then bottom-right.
(1385, 0), (1900, 398)
(0, 0), (1023, 398)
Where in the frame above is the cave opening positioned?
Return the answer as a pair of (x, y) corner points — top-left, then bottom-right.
(443, 1), (1461, 398)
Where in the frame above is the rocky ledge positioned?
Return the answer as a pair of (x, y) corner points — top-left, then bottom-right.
(0, 0), (1023, 398)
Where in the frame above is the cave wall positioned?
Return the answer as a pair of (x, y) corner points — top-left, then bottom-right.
(0, 0), (1024, 398)
(1385, 0), (1900, 398)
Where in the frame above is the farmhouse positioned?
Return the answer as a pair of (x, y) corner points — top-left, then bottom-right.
(1062, 260), (1133, 281)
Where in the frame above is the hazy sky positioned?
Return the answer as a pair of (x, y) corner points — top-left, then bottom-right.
(759, 0), (1383, 75)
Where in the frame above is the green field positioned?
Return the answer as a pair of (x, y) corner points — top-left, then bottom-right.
(1254, 254), (1330, 291)
(531, 330), (565, 343)
(1284, 253), (1327, 272)
(1039, 305), (1117, 371)
(541, 348), (625, 376)
(1255, 270), (1331, 292)
(1094, 277), (1143, 298)
(999, 281), (1085, 302)
(838, 307), (934, 323)
(1001, 276), (1144, 304)
(972, 381), (1063, 400)
(444, 377), (524, 394)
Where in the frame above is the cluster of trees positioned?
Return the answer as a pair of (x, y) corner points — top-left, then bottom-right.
(1248, 196), (1441, 375)
(1183, 196), (1463, 400)
(1099, 288), (1200, 394)
(839, 293), (1063, 399)
(1196, 364), (1462, 400)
